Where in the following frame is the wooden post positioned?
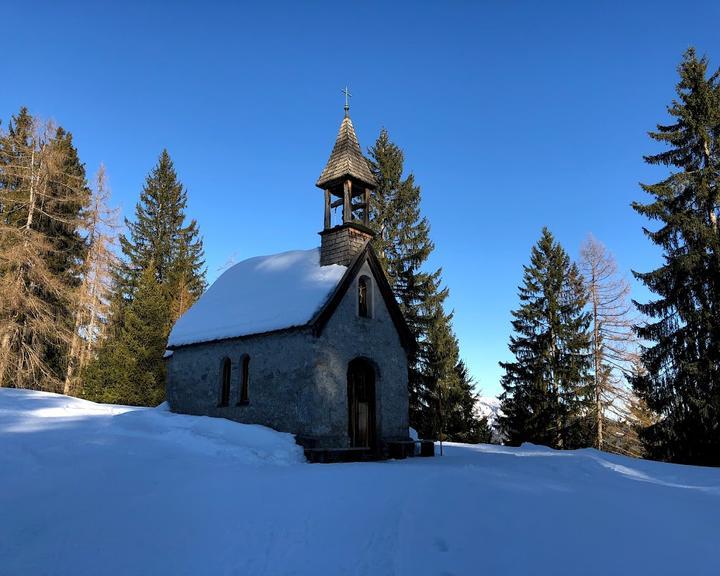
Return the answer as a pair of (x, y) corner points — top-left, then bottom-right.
(363, 188), (370, 226)
(343, 179), (352, 223)
(324, 189), (331, 229)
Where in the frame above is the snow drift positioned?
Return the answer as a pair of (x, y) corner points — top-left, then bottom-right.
(2, 389), (719, 576)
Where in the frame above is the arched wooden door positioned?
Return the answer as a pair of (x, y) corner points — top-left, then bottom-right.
(347, 358), (376, 448)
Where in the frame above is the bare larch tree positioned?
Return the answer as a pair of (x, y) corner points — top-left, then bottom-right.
(63, 165), (119, 395)
(579, 234), (639, 453)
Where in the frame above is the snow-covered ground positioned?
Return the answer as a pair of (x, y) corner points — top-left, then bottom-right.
(2, 389), (719, 576)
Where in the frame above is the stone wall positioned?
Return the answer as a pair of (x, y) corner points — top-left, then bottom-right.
(166, 330), (321, 437)
(166, 256), (409, 448)
(314, 259), (410, 444)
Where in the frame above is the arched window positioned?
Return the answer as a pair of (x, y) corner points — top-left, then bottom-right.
(219, 358), (231, 407)
(358, 276), (371, 318)
(238, 355), (250, 405)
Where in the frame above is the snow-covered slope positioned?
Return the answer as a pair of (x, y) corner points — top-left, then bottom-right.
(2, 389), (719, 576)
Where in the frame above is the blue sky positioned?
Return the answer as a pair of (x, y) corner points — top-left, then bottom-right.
(3, 1), (719, 396)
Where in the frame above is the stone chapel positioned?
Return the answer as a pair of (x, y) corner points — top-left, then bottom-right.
(165, 105), (413, 453)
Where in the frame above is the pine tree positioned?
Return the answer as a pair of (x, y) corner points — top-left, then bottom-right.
(424, 305), (459, 441)
(631, 48), (720, 465)
(366, 129), (403, 277)
(499, 228), (593, 449)
(39, 127), (92, 385)
(0, 109), (90, 390)
(83, 263), (167, 406)
(116, 149), (205, 320)
(368, 130), (480, 439)
(82, 150), (205, 404)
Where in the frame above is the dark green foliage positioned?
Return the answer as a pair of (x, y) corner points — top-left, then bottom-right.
(117, 150), (206, 320)
(368, 130), (485, 440)
(38, 127), (91, 381)
(0, 108), (34, 229)
(83, 263), (167, 406)
(631, 49), (720, 465)
(83, 150), (206, 405)
(368, 130), (438, 434)
(499, 228), (593, 449)
(40, 127), (91, 280)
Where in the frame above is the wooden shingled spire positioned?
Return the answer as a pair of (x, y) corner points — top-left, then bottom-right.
(317, 95), (376, 266)
(315, 115), (377, 192)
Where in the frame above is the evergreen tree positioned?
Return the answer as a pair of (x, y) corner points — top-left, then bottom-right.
(83, 263), (167, 406)
(368, 130), (440, 434)
(116, 149), (205, 321)
(37, 126), (92, 382)
(0, 109), (90, 391)
(367, 130), (482, 439)
(366, 129), (403, 276)
(499, 228), (593, 449)
(83, 150), (205, 404)
(631, 49), (720, 465)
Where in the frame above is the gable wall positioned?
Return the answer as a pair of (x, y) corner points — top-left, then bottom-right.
(314, 259), (409, 444)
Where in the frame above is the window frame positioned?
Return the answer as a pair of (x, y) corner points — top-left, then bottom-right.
(237, 354), (250, 405)
(218, 357), (231, 407)
(358, 275), (372, 319)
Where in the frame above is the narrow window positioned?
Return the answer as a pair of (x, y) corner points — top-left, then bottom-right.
(219, 358), (231, 407)
(358, 276), (370, 318)
(238, 355), (250, 405)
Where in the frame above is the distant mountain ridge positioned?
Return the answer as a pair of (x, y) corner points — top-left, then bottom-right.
(474, 395), (504, 443)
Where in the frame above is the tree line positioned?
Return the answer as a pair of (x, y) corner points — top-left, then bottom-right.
(499, 48), (720, 466)
(0, 106), (489, 443)
(1, 47), (718, 465)
(0, 110), (205, 407)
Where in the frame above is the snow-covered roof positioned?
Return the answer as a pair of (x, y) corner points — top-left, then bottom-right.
(167, 248), (347, 348)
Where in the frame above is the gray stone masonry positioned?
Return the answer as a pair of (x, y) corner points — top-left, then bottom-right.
(166, 257), (409, 449)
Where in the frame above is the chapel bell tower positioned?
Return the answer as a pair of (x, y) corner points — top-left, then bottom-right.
(316, 89), (376, 267)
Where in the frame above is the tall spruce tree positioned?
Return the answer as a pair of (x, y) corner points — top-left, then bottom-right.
(631, 49), (720, 465)
(367, 129), (484, 439)
(499, 228), (593, 449)
(37, 126), (92, 382)
(83, 263), (167, 406)
(83, 150), (205, 404)
(117, 149), (205, 318)
(0, 108), (90, 391)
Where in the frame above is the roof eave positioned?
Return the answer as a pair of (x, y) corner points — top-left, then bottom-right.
(315, 173), (377, 191)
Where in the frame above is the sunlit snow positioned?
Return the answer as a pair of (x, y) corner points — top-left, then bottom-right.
(2, 389), (719, 576)
(167, 248), (346, 347)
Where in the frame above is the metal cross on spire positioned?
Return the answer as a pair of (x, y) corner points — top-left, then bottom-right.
(342, 86), (352, 117)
